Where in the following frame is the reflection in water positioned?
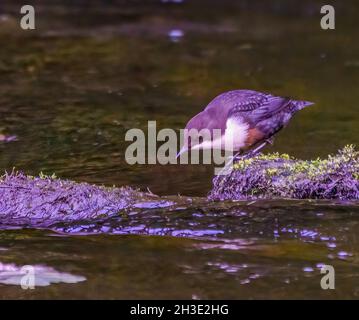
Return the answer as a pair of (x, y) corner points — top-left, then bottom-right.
(0, 199), (358, 298)
(168, 29), (184, 42)
(21, 199), (355, 298)
(0, 262), (86, 287)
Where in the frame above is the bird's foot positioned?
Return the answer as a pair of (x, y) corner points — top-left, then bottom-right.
(266, 137), (274, 145)
(233, 150), (261, 162)
(233, 139), (272, 162)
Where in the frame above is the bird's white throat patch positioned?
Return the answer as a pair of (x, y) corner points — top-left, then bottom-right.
(190, 117), (249, 151)
(223, 118), (249, 151)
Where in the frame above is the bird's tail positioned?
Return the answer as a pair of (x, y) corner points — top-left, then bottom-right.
(292, 100), (314, 111)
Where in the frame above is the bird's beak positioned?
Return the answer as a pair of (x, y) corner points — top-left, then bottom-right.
(176, 146), (188, 159)
(303, 101), (314, 107)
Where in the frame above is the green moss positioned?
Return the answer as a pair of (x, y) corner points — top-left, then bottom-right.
(39, 172), (57, 180)
(265, 168), (279, 177)
(233, 158), (254, 171)
(211, 145), (359, 200)
(233, 153), (292, 172)
(250, 188), (261, 196)
(256, 152), (292, 161)
(236, 145), (359, 179)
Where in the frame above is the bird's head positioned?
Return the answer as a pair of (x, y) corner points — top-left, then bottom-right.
(176, 112), (211, 158)
(176, 112), (208, 159)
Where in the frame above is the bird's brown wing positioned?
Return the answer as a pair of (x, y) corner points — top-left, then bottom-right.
(228, 94), (291, 123)
(225, 92), (292, 142)
(203, 90), (267, 131)
(200, 90), (292, 137)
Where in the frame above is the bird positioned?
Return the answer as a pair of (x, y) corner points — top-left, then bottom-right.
(177, 89), (313, 160)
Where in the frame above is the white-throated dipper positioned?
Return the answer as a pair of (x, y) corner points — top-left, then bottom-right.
(177, 89), (313, 159)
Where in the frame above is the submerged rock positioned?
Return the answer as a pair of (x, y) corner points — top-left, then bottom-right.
(209, 145), (359, 201)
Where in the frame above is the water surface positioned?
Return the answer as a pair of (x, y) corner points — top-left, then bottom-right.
(0, 0), (358, 299)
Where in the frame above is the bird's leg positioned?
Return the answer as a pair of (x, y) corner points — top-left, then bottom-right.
(231, 151), (242, 161)
(216, 154), (236, 176)
(266, 137), (274, 145)
(216, 149), (246, 176)
(217, 137), (275, 175)
(241, 143), (266, 159)
(234, 138), (274, 161)
(232, 143), (266, 161)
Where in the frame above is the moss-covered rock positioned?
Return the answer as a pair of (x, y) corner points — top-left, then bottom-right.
(0, 171), (175, 226)
(1, 146), (358, 228)
(209, 145), (359, 201)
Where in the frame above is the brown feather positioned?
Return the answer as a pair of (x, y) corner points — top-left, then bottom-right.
(244, 128), (265, 148)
